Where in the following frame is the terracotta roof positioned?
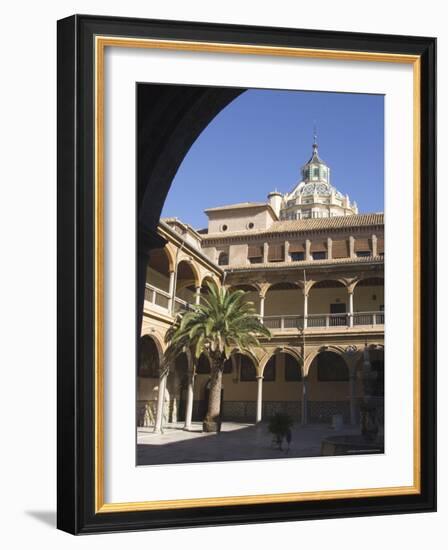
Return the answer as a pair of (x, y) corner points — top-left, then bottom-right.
(204, 202), (269, 213)
(226, 255), (384, 271)
(273, 213), (383, 231)
(203, 212), (383, 239)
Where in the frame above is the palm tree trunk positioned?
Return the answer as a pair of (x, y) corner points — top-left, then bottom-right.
(203, 357), (223, 432)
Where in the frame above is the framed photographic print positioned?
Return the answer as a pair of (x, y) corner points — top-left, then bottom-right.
(57, 15), (436, 534)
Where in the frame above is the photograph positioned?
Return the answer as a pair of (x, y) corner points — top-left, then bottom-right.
(137, 85), (385, 466)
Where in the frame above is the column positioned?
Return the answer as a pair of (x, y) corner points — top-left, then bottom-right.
(349, 235), (355, 259)
(259, 293), (265, 321)
(195, 285), (201, 305)
(301, 375), (308, 425)
(256, 375), (263, 423)
(263, 242), (269, 264)
(184, 372), (195, 430)
(349, 368), (357, 425)
(327, 237), (333, 260)
(372, 234), (378, 257)
(303, 289), (308, 329)
(154, 371), (168, 433)
(284, 240), (290, 262)
(167, 270), (175, 313)
(305, 239), (311, 261)
(348, 289), (354, 327)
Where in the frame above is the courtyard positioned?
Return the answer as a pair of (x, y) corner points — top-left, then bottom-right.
(137, 422), (374, 466)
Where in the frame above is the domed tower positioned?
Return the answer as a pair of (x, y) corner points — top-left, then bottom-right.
(279, 134), (358, 220)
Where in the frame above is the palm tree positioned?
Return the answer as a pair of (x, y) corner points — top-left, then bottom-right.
(165, 280), (271, 432)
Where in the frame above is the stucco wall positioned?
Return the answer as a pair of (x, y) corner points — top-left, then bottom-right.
(207, 207), (275, 234)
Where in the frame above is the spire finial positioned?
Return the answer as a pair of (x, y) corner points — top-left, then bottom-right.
(313, 122), (318, 151)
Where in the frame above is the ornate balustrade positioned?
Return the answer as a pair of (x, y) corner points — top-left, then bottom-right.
(263, 311), (384, 331)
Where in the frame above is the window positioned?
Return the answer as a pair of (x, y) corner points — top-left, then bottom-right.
(316, 352), (349, 381)
(356, 251), (371, 258)
(248, 244), (264, 264)
(249, 256), (263, 264)
(240, 356), (257, 381)
(218, 251), (229, 265)
(223, 358), (233, 374)
(139, 336), (160, 378)
(312, 251), (327, 260)
(290, 251), (305, 262)
(313, 167), (319, 177)
(267, 244), (285, 262)
(221, 224), (228, 232)
(263, 356), (276, 381)
(285, 355), (302, 381)
(247, 222), (255, 229)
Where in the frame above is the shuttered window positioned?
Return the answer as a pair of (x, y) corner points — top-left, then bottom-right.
(377, 237), (384, 255)
(310, 241), (327, 253)
(268, 244), (285, 262)
(332, 239), (349, 258)
(354, 237), (371, 253)
(247, 244), (263, 259)
(289, 242), (305, 253)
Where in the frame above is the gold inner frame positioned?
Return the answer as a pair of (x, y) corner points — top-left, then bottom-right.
(94, 36), (421, 514)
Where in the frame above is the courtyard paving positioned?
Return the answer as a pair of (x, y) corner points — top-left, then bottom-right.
(137, 421), (362, 466)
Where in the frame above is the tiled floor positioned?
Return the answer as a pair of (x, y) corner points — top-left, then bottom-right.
(137, 421), (362, 466)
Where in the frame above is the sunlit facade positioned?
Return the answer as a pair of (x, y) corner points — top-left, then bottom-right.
(138, 141), (384, 432)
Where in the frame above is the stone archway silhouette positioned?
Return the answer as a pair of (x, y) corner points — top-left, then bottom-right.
(137, 84), (246, 334)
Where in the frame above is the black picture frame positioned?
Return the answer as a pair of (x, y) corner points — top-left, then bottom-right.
(57, 14), (436, 534)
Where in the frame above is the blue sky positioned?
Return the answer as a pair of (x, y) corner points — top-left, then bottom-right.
(161, 88), (384, 229)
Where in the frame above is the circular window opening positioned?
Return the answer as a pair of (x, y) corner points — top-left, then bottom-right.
(247, 222), (255, 229)
(221, 224), (228, 232)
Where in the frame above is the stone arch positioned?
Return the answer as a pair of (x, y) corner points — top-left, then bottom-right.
(163, 244), (176, 273)
(264, 281), (303, 319)
(352, 276), (384, 315)
(137, 85), (245, 335)
(304, 345), (346, 374)
(138, 334), (163, 378)
(231, 349), (260, 379)
(352, 275), (384, 289)
(307, 279), (348, 321)
(306, 349), (351, 424)
(200, 273), (219, 287)
(308, 278), (348, 291)
(146, 247), (173, 294)
(228, 284), (261, 312)
(259, 346), (302, 374)
(177, 259), (201, 288)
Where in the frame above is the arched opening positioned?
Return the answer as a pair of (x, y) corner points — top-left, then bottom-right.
(308, 280), (347, 327)
(264, 282), (302, 329)
(175, 260), (198, 312)
(217, 353), (258, 422)
(137, 335), (162, 427)
(228, 284), (260, 313)
(145, 247), (172, 310)
(353, 277), (384, 325)
(261, 351), (303, 420)
(199, 275), (216, 304)
(307, 351), (350, 424)
(137, 85), (245, 335)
